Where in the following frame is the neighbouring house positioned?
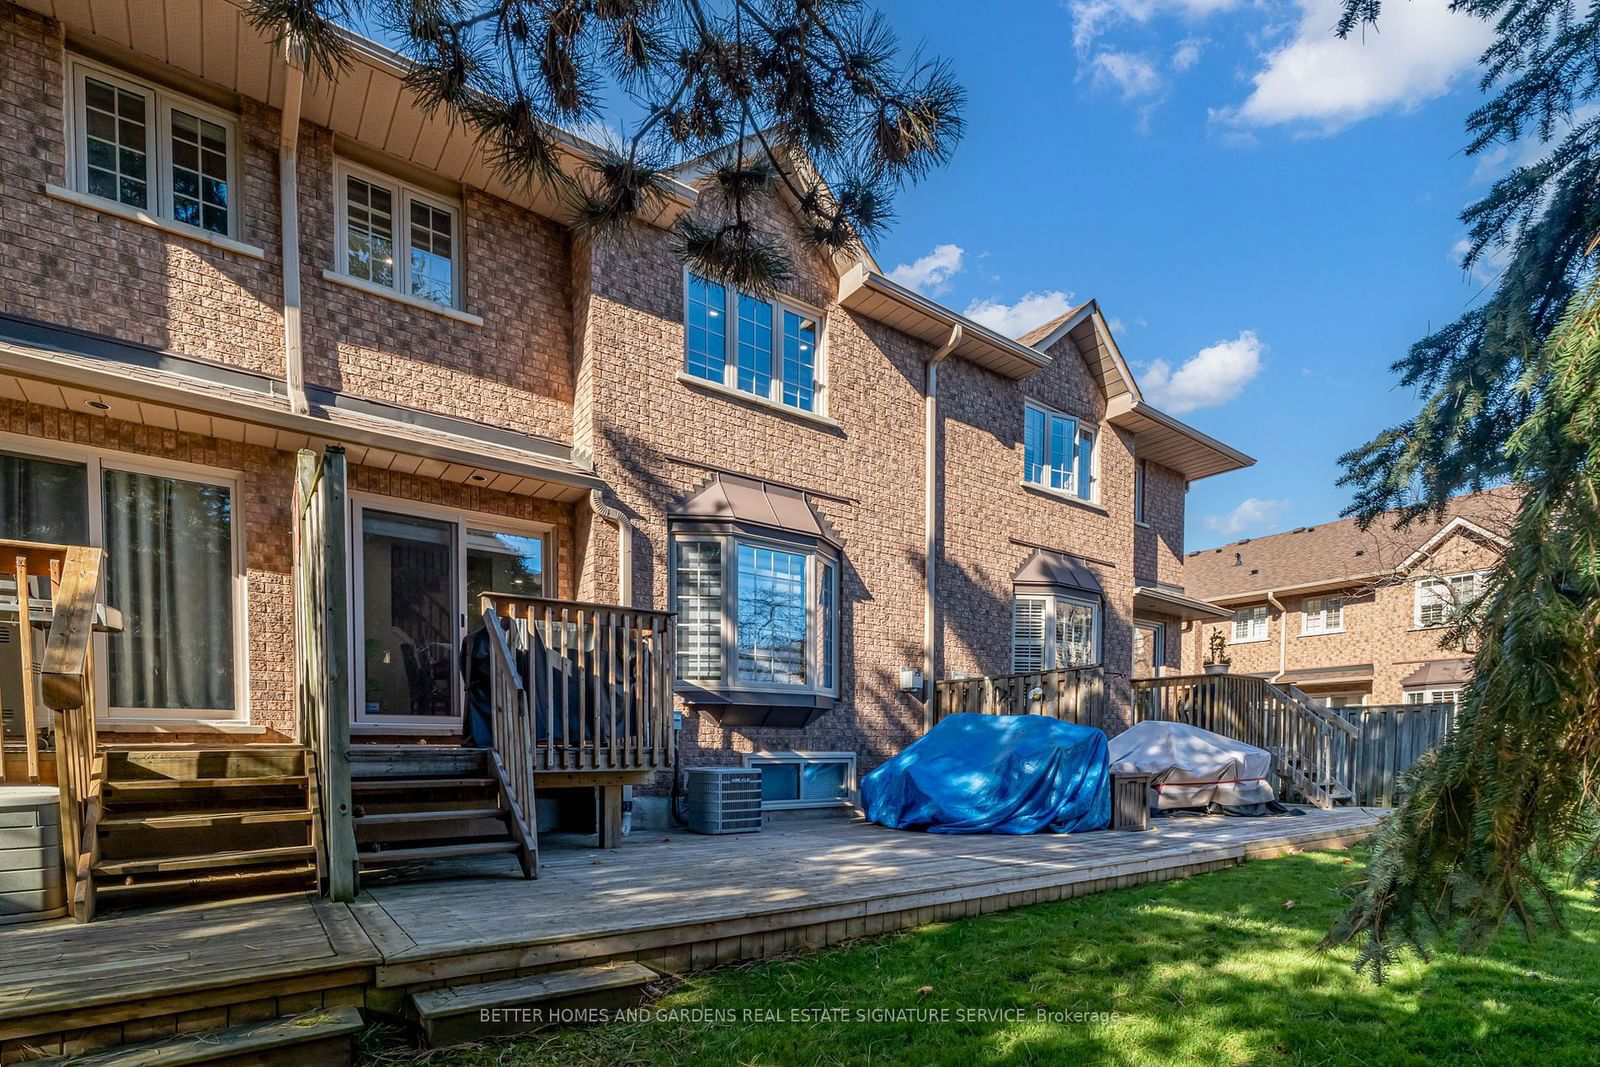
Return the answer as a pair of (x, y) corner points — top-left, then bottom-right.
(0, 0), (1249, 859)
(1179, 488), (1519, 707)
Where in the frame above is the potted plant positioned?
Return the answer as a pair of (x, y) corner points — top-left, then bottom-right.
(1203, 631), (1231, 675)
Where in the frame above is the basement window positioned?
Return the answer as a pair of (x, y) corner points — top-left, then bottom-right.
(742, 751), (856, 810)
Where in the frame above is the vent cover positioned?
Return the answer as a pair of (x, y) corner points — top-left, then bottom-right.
(685, 767), (763, 835)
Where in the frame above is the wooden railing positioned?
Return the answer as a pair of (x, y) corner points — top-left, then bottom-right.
(480, 594), (676, 774)
(482, 614), (539, 873)
(1326, 702), (1458, 807)
(931, 666), (1108, 730)
(3, 541), (106, 920)
(1130, 673), (1359, 809)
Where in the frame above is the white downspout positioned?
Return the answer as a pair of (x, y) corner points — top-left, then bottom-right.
(279, 43), (308, 416)
(591, 489), (632, 607)
(1267, 589), (1286, 683)
(922, 324), (962, 719)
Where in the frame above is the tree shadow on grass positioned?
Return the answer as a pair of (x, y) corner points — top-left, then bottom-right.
(432, 848), (1600, 1067)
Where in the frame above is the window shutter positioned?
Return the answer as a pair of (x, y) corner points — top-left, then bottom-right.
(673, 538), (723, 681)
(1012, 596), (1046, 672)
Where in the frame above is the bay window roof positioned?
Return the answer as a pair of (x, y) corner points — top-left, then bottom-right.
(1012, 547), (1103, 598)
(672, 472), (842, 547)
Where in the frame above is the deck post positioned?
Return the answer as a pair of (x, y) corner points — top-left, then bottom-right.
(295, 447), (357, 901)
(598, 785), (624, 850)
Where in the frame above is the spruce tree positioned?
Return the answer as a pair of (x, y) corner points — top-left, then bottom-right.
(1324, 0), (1600, 977)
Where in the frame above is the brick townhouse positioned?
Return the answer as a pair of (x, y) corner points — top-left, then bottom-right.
(0, 0), (1249, 821)
(1180, 488), (1517, 707)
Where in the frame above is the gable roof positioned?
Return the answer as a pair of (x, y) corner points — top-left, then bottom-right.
(1017, 300), (1140, 407)
(1185, 487), (1520, 603)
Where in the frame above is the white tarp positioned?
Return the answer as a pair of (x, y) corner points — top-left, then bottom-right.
(1108, 720), (1276, 810)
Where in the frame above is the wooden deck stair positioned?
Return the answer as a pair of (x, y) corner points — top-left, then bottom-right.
(351, 746), (534, 879)
(32, 1006), (364, 1066)
(410, 961), (658, 1046)
(91, 746), (318, 909)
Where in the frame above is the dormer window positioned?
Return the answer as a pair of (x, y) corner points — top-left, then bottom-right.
(68, 58), (238, 238)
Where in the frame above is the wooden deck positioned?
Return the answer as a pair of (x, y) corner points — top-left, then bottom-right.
(0, 807), (1381, 1060)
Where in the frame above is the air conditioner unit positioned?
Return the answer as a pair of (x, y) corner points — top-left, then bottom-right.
(684, 767), (763, 835)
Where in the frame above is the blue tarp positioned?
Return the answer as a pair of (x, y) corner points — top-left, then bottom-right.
(861, 713), (1111, 834)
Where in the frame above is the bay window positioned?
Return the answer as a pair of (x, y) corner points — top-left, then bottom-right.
(683, 272), (823, 414)
(1011, 594), (1101, 672)
(672, 533), (838, 697)
(1023, 402), (1097, 502)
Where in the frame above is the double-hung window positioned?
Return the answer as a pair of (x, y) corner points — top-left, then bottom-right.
(335, 162), (462, 310)
(1414, 572), (1485, 628)
(1232, 604), (1269, 643)
(683, 273), (823, 414)
(671, 533), (838, 695)
(68, 58), (238, 238)
(1011, 594), (1101, 672)
(1301, 595), (1344, 635)
(1406, 687), (1462, 706)
(1023, 403), (1097, 502)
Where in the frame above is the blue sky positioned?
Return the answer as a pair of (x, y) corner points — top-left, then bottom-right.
(860, 0), (1503, 550)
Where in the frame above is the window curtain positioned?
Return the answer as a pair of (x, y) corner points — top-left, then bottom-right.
(103, 469), (235, 711)
(0, 452), (89, 544)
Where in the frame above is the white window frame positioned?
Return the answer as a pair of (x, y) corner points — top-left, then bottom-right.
(1413, 571), (1487, 629)
(741, 750), (857, 810)
(347, 492), (553, 732)
(668, 531), (839, 697)
(1011, 593), (1102, 672)
(1406, 686), (1462, 706)
(1133, 458), (1148, 525)
(681, 268), (829, 415)
(1300, 595), (1344, 636)
(66, 56), (241, 240)
(0, 431), (249, 724)
(1022, 401), (1099, 503)
(1232, 604), (1270, 644)
(333, 160), (464, 311)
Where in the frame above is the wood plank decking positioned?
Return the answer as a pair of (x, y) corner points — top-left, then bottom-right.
(0, 807), (1381, 1060)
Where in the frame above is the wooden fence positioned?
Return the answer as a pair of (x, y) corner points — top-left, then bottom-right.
(930, 667), (1107, 729)
(1327, 702), (1458, 807)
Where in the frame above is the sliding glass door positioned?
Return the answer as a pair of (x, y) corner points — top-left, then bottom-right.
(353, 500), (548, 728)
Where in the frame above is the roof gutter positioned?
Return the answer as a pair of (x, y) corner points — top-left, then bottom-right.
(922, 322), (962, 717)
(278, 41), (308, 416)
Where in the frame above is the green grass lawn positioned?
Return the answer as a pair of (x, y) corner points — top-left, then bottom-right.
(418, 847), (1600, 1066)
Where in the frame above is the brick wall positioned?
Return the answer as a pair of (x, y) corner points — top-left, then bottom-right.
(574, 190), (1157, 774)
(0, 6), (574, 442)
(1182, 528), (1501, 703)
(1134, 460), (1185, 588)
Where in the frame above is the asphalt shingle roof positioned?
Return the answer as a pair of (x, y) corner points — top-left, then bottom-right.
(1184, 487), (1519, 601)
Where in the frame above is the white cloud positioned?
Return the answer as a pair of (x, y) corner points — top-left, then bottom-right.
(1069, 0), (1242, 54)
(1449, 236), (1511, 286)
(1092, 50), (1163, 100)
(1141, 330), (1264, 413)
(1215, 0), (1492, 133)
(1204, 497), (1291, 536)
(889, 243), (966, 295)
(1171, 37), (1206, 72)
(962, 291), (1077, 339)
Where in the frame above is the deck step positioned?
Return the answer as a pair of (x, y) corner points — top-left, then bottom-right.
(359, 840), (521, 864)
(350, 777), (497, 792)
(95, 844), (317, 877)
(93, 863), (319, 898)
(104, 775), (307, 791)
(411, 962), (657, 1046)
(35, 1006), (363, 1066)
(354, 807), (507, 828)
(99, 808), (312, 831)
